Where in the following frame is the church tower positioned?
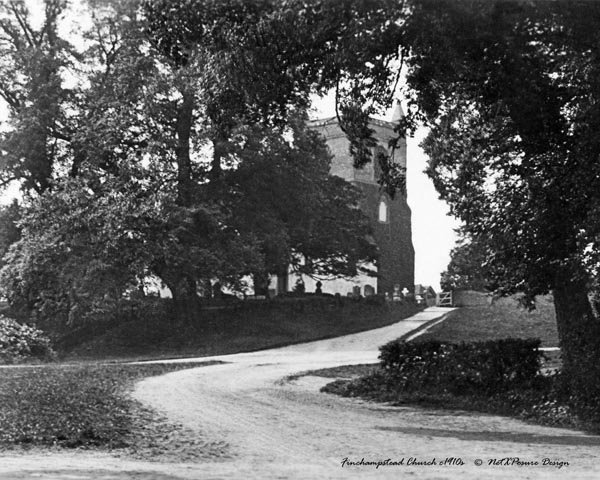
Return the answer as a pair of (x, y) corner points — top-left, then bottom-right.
(306, 104), (415, 297)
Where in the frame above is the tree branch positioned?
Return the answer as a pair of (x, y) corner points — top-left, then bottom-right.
(47, 125), (71, 142)
(334, 75), (348, 135)
(38, 0), (63, 46)
(0, 80), (21, 109)
(8, 1), (34, 48)
(0, 20), (24, 50)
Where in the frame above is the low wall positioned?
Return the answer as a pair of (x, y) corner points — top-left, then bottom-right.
(452, 289), (492, 307)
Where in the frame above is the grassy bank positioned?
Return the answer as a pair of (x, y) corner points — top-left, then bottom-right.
(0, 361), (220, 458)
(415, 295), (558, 347)
(64, 298), (421, 361)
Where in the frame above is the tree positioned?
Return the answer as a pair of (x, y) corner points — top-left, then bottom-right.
(0, 0), (392, 324)
(0, 0), (75, 193)
(399, 0), (600, 410)
(220, 117), (377, 294)
(0, 170), (263, 329)
(142, 0), (407, 188)
(139, 0), (405, 302)
(440, 234), (497, 293)
(0, 0), (265, 319)
(0, 175), (156, 329)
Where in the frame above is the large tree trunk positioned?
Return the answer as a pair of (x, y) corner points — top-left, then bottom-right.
(553, 270), (600, 405)
(176, 89), (195, 207)
(168, 276), (199, 324)
(252, 272), (271, 297)
(170, 89), (198, 321)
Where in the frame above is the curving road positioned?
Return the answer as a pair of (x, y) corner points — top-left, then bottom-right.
(130, 307), (600, 479)
(2, 307), (600, 479)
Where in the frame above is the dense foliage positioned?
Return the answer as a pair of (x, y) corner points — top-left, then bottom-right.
(0, 201), (21, 269)
(0, 0), (397, 327)
(379, 338), (543, 395)
(0, 315), (55, 363)
(221, 119), (376, 285)
(399, 0), (600, 416)
(440, 234), (498, 292)
(142, 0), (405, 175)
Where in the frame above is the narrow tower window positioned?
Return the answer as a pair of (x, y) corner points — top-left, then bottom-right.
(378, 200), (388, 223)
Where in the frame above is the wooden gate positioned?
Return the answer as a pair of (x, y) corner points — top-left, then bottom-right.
(438, 291), (453, 307)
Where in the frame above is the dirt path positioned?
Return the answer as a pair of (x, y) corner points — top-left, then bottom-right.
(1, 307), (599, 479)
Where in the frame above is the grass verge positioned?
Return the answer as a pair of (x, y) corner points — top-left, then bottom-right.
(414, 296), (561, 370)
(0, 361), (223, 459)
(415, 295), (558, 347)
(65, 300), (421, 361)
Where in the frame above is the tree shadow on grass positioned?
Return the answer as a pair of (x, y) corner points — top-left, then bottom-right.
(376, 426), (600, 446)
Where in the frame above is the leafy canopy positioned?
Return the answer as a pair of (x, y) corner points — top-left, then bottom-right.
(400, 1), (600, 303)
(0, 0), (397, 326)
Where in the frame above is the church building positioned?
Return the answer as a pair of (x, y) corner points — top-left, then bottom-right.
(270, 104), (415, 298)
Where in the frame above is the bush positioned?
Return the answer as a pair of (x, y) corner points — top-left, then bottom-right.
(0, 315), (55, 364)
(378, 338), (543, 395)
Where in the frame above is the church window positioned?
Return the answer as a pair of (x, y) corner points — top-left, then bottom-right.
(378, 199), (388, 223)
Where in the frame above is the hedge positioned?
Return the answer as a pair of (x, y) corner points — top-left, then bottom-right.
(378, 338), (543, 395)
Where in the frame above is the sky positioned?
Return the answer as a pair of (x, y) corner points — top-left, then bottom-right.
(310, 95), (459, 291)
(406, 127), (459, 290)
